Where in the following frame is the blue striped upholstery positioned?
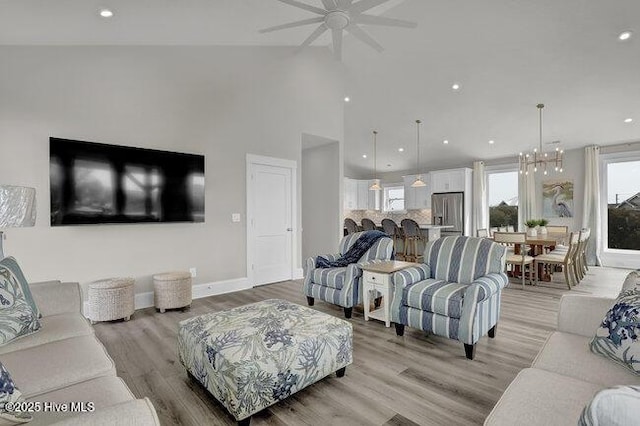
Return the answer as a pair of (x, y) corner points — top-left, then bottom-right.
(402, 279), (468, 319)
(311, 267), (347, 290)
(391, 236), (508, 348)
(303, 232), (394, 309)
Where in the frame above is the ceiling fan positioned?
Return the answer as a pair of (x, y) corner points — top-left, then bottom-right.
(259, 0), (418, 60)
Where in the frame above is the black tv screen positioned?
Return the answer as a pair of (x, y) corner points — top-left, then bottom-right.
(50, 138), (205, 226)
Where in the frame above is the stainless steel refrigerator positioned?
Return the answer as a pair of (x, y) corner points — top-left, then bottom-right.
(432, 192), (464, 237)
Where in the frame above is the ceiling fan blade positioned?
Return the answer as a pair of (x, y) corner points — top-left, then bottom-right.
(321, 0), (337, 10)
(296, 24), (329, 52)
(354, 14), (417, 28)
(337, 0), (354, 8)
(259, 17), (325, 33)
(332, 28), (343, 60)
(345, 24), (384, 52)
(275, 0), (327, 15)
(349, 0), (391, 14)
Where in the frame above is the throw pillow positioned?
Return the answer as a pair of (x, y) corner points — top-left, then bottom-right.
(620, 270), (640, 294)
(590, 288), (640, 375)
(0, 361), (32, 424)
(0, 258), (39, 318)
(578, 385), (640, 426)
(0, 260), (41, 346)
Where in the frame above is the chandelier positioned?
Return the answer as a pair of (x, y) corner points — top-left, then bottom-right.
(519, 104), (563, 175)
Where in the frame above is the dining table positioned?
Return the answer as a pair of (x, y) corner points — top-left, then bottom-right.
(498, 232), (570, 282)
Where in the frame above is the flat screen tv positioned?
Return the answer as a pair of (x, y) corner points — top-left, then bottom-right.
(50, 138), (205, 226)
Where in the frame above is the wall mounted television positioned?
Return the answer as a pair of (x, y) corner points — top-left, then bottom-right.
(50, 138), (205, 226)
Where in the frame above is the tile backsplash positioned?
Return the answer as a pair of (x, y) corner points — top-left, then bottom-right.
(345, 209), (432, 225)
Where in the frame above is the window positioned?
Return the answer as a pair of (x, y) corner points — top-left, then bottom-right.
(487, 169), (519, 229)
(605, 159), (640, 251)
(383, 185), (404, 212)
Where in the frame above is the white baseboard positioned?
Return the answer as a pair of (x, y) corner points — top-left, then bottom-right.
(83, 277), (251, 317)
(293, 268), (304, 280)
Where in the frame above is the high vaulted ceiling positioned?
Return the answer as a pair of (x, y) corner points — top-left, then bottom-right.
(1, 0), (639, 176)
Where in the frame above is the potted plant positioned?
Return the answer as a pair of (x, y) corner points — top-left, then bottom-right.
(525, 219), (539, 237)
(538, 218), (549, 235)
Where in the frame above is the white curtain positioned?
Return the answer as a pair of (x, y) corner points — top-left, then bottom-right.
(472, 161), (487, 236)
(518, 164), (537, 231)
(582, 145), (602, 266)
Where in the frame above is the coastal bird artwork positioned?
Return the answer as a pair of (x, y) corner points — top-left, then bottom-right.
(543, 181), (574, 218)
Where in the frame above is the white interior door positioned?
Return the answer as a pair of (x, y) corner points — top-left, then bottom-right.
(249, 162), (293, 285)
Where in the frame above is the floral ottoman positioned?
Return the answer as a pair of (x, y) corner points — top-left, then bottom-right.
(177, 299), (353, 425)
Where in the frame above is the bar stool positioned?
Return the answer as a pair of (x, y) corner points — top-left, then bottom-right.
(401, 219), (425, 262)
(382, 219), (404, 260)
(361, 218), (377, 231)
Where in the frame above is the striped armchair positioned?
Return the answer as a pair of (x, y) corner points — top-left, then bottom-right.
(390, 236), (508, 359)
(303, 232), (394, 318)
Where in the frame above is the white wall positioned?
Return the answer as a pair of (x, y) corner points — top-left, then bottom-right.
(301, 136), (341, 260)
(0, 46), (344, 295)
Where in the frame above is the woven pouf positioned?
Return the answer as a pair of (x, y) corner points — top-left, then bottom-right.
(87, 277), (135, 324)
(153, 271), (192, 313)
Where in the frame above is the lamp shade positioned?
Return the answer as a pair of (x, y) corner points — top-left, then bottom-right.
(0, 186), (37, 228)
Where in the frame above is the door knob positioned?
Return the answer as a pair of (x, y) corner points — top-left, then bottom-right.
(286, 228), (293, 232)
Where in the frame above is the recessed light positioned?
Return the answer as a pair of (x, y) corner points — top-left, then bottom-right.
(618, 31), (633, 41)
(443, 140), (449, 145)
(488, 140), (495, 145)
(398, 148), (404, 152)
(452, 83), (461, 91)
(99, 8), (114, 18)
(344, 96), (350, 102)
(362, 154), (367, 158)
(624, 118), (633, 123)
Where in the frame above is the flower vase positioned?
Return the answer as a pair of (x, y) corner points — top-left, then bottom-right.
(527, 227), (537, 238)
(539, 226), (548, 235)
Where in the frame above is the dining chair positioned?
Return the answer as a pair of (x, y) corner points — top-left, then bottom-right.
(477, 228), (489, 238)
(507, 225), (515, 232)
(489, 227), (499, 237)
(545, 225), (569, 234)
(344, 218), (359, 235)
(382, 218), (405, 260)
(575, 228), (590, 282)
(499, 226), (508, 232)
(534, 232), (580, 289)
(493, 232), (535, 288)
(361, 218), (377, 231)
(400, 219), (425, 262)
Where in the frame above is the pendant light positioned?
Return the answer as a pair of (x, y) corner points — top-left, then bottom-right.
(411, 119), (426, 187)
(519, 104), (564, 176)
(369, 130), (382, 191)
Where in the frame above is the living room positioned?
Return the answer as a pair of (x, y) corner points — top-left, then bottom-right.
(1, 1), (639, 425)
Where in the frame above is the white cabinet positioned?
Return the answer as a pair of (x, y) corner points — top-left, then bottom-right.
(430, 169), (468, 193)
(344, 178), (380, 210)
(403, 174), (431, 210)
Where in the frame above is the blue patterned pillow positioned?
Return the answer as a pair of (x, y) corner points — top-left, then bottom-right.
(0, 361), (32, 424)
(0, 259), (41, 346)
(590, 288), (640, 375)
(0, 258), (39, 319)
(579, 385), (640, 426)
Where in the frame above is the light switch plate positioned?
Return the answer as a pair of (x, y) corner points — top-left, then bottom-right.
(232, 213), (241, 223)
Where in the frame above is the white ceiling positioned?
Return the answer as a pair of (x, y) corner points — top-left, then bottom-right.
(1, 0), (639, 176)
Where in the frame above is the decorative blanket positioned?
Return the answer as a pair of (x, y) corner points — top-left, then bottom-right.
(316, 230), (388, 268)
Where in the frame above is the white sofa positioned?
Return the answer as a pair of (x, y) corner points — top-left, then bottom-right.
(0, 280), (159, 425)
(485, 293), (640, 425)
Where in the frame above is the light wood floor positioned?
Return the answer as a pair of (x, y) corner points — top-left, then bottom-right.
(94, 267), (628, 426)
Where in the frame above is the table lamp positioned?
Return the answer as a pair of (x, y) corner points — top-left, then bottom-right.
(0, 185), (37, 259)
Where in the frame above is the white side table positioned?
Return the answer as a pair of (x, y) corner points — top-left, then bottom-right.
(361, 261), (418, 327)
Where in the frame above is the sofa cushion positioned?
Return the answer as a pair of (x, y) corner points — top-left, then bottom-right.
(312, 267), (347, 290)
(533, 332), (640, 387)
(0, 260), (41, 346)
(578, 385), (640, 426)
(620, 270), (640, 294)
(0, 360), (33, 424)
(0, 335), (116, 398)
(484, 368), (602, 426)
(27, 376), (135, 426)
(0, 314), (93, 356)
(590, 288), (640, 375)
(402, 279), (467, 319)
